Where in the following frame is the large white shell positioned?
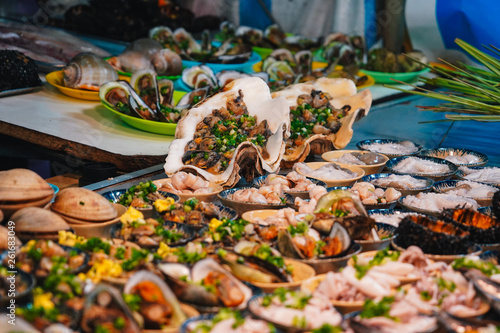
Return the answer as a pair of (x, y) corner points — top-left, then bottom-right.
(272, 77), (372, 166)
(164, 77), (290, 185)
(191, 258), (253, 310)
(124, 270), (186, 327)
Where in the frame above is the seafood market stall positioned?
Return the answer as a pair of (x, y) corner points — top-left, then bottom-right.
(3, 6), (500, 333)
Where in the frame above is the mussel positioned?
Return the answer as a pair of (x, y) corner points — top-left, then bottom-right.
(63, 52), (118, 91)
(123, 270), (186, 329)
(312, 190), (375, 239)
(182, 65), (217, 90)
(99, 80), (165, 122)
(277, 221), (351, 260)
(159, 258), (252, 310)
(466, 270), (500, 315)
(218, 240), (293, 284)
(81, 284), (141, 333)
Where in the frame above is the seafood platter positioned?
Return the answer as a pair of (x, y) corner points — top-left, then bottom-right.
(3, 72), (500, 333)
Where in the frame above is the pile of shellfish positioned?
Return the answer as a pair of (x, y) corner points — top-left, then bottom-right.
(2, 160), (500, 333)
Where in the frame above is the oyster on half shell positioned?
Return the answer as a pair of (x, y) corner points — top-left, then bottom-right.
(164, 77), (290, 187)
(272, 77), (372, 168)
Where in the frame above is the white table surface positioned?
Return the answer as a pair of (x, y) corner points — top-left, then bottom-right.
(0, 80), (411, 158)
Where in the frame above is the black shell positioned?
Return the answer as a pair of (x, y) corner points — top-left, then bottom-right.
(395, 215), (472, 255)
(442, 208), (500, 244)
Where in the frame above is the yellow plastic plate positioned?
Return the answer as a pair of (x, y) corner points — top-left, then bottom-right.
(101, 90), (186, 136)
(46, 70), (130, 101)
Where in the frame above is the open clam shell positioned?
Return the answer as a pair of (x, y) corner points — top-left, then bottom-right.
(51, 187), (117, 222)
(123, 270), (187, 329)
(164, 77), (291, 187)
(0, 168), (54, 202)
(159, 258), (253, 311)
(272, 78), (372, 168)
(81, 284), (142, 333)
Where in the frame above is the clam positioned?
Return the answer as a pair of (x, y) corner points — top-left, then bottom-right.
(218, 240), (293, 283)
(63, 52), (118, 91)
(181, 65), (216, 90)
(123, 270), (187, 329)
(164, 77), (290, 187)
(11, 207), (71, 241)
(0, 168), (53, 202)
(51, 187), (117, 222)
(150, 48), (183, 76)
(219, 21), (236, 39)
(159, 258), (252, 310)
(81, 284), (141, 333)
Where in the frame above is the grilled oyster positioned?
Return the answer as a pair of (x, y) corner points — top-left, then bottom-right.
(158, 258), (252, 310)
(123, 270), (187, 329)
(272, 77), (372, 168)
(164, 77), (290, 187)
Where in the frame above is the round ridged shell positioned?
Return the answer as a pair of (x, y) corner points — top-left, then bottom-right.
(11, 207), (70, 233)
(51, 188), (117, 222)
(124, 270), (187, 327)
(0, 168), (53, 202)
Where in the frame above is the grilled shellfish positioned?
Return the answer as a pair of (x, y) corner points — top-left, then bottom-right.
(164, 77), (290, 187)
(272, 77), (372, 168)
(159, 258), (252, 310)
